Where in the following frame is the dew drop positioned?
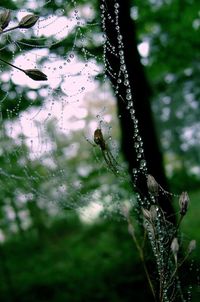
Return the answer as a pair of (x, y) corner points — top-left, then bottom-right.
(126, 94), (132, 101)
(128, 101), (133, 107)
(117, 35), (123, 41)
(120, 64), (126, 71)
(132, 168), (137, 174)
(140, 159), (146, 168)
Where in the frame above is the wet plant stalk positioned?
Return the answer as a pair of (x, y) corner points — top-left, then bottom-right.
(127, 216), (157, 302)
(0, 25), (19, 35)
(0, 57), (24, 72)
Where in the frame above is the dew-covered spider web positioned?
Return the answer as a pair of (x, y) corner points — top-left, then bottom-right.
(0, 0), (192, 224)
(0, 0), (140, 229)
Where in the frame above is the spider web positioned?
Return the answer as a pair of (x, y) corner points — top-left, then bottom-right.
(0, 0), (138, 232)
(0, 1), (192, 230)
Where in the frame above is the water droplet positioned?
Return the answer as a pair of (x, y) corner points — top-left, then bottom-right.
(132, 168), (137, 174)
(126, 94), (132, 101)
(140, 159), (146, 168)
(120, 64), (126, 71)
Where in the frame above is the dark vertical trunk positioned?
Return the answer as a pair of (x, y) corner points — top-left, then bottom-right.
(100, 0), (175, 221)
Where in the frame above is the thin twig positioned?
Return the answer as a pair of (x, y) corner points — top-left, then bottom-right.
(0, 57), (24, 72)
(127, 216), (157, 302)
(0, 26), (19, 36)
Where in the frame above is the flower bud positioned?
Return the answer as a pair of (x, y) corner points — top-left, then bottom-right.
(179, 191), (189, 215)
(147, 174), (159, 196)
(18, 14), (39, 29)
(188, 240), (196, 253)
(128, 223), (134, 236)
(149, 205), (157, 221)
(142, 208), (151, 220)
(121, 205), (129, 219)
(0, 9), (11, 30)
(171, 237), (179, 264)
(171, 237), (179, 255)
(24, 69), (47, 81)
(142, 206), (157, 222)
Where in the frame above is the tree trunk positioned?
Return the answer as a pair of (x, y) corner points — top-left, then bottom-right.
(100, 0), (175, 222)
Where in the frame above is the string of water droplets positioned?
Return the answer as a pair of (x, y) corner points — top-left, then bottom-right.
(99, 2), (198, 301)
(100, 0), (181, 203)
(100, 1), (146, 171)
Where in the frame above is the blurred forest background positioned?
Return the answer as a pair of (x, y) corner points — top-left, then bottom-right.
(0, 0), (199, 301)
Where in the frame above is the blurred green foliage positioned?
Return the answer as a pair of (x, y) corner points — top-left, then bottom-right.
(0, 206), (199, 302)
(0, 216), (154, 302)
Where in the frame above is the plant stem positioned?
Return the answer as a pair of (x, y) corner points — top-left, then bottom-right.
(166, 251), (190, 290)
(127, 216), (157, 302)
(0, 26), (19, 36)
(0, 57), (24, 72)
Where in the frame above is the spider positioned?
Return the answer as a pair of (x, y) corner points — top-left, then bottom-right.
(87, 127), (119, 175)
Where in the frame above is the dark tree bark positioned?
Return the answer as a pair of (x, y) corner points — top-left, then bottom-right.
(100, 0), (175, 222)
